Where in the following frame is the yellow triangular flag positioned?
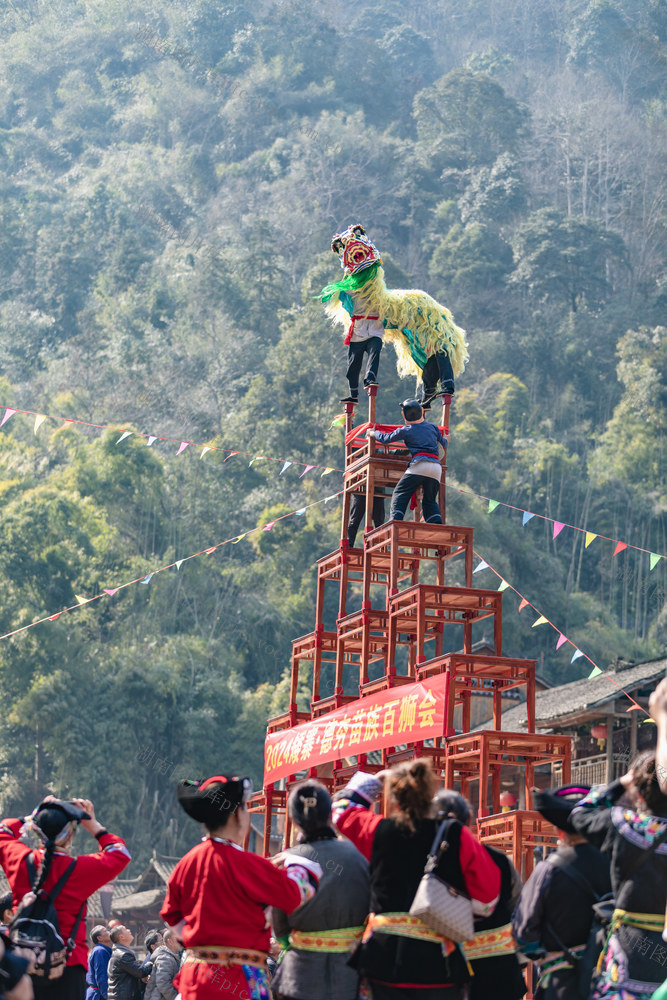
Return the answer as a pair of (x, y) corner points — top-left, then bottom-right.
(531, 615), (548, 627)
(498, 580), (509, 592)
(585, 532), (597, 548)
(75, 594), (91, 605)
(34, 414), (46, 434)
(320, 467), (334, 477)
(232, 534), (247, 544)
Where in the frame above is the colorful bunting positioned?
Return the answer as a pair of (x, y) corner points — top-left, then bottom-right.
(176, 442), (189, 455)
(146, 436), (157, 446)
(34, 414), (46, 433)
(532, 615), (548, 627)
(488, 500), (499, 513)
(321, 467), (334, 476)
(585, 532), (597, 548)
(571, 649), (584, 662)
(650, 553), (661, 570)
(522, 511), (535, 526)
(295, 508), (306, 515)
(224, 452), (238, 462)
(280, 462), (292, 475)
(142, 574), (153, 584)
(200, 446), (211, 458)
(300, 465), (315, 478)
(75, 594), (91, 605)
(330, 413), (346, 427)
(175, 560), (184, 570)
(263, 521), (276, 531)
(588, 666), (603, 678)
(0, 408), (16, 428)
(553, 521), (564, 539)
(116, 431), (132, 445)
(556, 634), (567, 649)
(473, 560), (489, 574)
(206, 547), (216, 554)
(104, 588), (119, 596)
(497, 580), (509, 592)
(232, 534), (246, 543)
(518, 598), (529, 612)
(613, 541), (628, 556)
(625, 705), (642, 712)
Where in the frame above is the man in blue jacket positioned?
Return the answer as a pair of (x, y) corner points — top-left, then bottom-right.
(367, 399), (447, 524)
(86, 925), (112, 1000)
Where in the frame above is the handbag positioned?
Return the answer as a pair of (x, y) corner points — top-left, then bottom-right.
(409, 818), (475, 942)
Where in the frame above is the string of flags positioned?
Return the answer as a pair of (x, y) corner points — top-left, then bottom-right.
(0, 404), (343, 479)
(0, 489), (343, 641)
(472, 550), (654, 721)
(454, 485), (663, 567)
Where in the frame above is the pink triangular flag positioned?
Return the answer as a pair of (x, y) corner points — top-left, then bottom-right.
(1, 408), (16, 427)
(299, 465), (315, 478)
(518, 598), (529, 612)
(104, 588), (119, 597)
(553, 521), (565, 539)
(613, 541), (628, 556)
(263, 520), (276, 531)
(206, 546), (216, 554)
(556, 633), (567, 649)
(176, 441), (189, 455)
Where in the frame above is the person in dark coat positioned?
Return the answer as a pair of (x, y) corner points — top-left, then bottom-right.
(85, 926), (112, 1000)
(569, 753), (667, 1000)
(433, 792), (525, 1000)
(106, 926), (153, 1000)
(332, 762), (500, 1000)
(271, 780), (370, 1000)
(512, 785), (612, 1000)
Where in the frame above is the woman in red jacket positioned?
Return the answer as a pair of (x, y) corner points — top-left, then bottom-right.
(161, 775), (322, 1000)
(0, 796), (131, 1000)
(332, 760), (501, 1000)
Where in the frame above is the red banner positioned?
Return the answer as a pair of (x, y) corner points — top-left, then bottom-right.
(264, 675), (448, 784)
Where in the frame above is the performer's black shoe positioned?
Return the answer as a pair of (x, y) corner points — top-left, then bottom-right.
(438, 382), (455, 396)
(364, 380), (379, 388)
(340, 395), (359, 404)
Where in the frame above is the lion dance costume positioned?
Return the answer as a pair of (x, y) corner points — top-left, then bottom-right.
(321, 224), (469, 404)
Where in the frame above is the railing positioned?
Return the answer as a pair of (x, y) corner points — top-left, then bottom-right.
(553, 753), (628, 786)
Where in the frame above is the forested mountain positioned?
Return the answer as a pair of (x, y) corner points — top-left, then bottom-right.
(0, 0), (664, 865)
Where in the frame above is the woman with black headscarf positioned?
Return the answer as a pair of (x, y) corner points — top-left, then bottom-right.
(0, 796), (131, 1000)
(270, 779), (370, 1000)
(160, 775), (322, 1000)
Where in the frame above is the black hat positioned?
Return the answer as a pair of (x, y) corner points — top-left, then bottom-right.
(177, 775), (252, 827)
(288, 781), (332, 834)
(401, 399), (423, 421)
(31, 799), (90, 843)
(532, 785), (590, 834)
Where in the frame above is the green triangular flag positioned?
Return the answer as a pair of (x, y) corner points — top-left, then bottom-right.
(488, 500), (499, 513)
(649, 553), (661, 570)
(588, 666), (603, 678)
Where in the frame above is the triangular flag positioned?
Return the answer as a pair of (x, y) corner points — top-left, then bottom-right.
(585, 532), (597, 548)
(146, 436), (157, 446)
(625, 704), (642, 712)
(249, 455), (264, 466)
(641, 717), (656, 725)
(75, 594), (91, 605)
(324, 495), (337, 502)
(553, 521), (565, 539)
(522, 511), (534, 526)
(116, 431), (132, 445)
(175, 560), (184, 570)
(232, 534), (246, 543)
(224, 452), (238, 462)
(142, 573), (153, 584)
(532, 615), (548, 627)
(613, 541), (628, 556)
(588, 666), (602, 677)
(200, 446), (211, 458)
(206, 546), (216, 554)
(518, 598), (529, 612)
(280, 461), (292, 475)
(556, 633), (567, 649)
(0, 408), (16, 428)
(299, 465), (315, 478)
(176, 442), (189, 455)
(321, 467), (334, 477)
(34, 414), (46, 433)
(497, 580), (509, 592)
(571, 649), (584, 662)
(263, 520), (276, 531)
(49, 613), (61, 621)
(330, 413), (346, 427)
(473, 560), (489, 574)
(104, 588), (119, 597)
(295, 508), (306, 515)
(488, 500), (499, 513)
(649, 553), (661, 570)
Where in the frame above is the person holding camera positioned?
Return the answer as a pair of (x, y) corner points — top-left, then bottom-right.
(0, 797), (131, 1000)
